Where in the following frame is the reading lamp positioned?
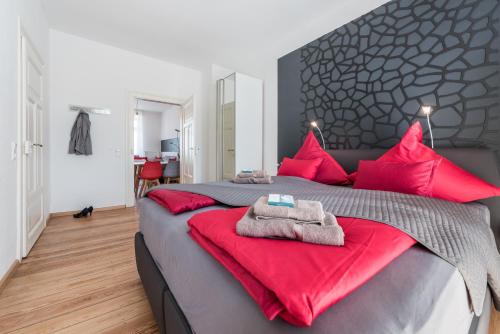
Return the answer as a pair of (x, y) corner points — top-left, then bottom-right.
(310, 121), (326, 149)
(422, 106), (434, 149)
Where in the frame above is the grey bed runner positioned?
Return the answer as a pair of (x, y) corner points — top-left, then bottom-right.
(148, 176), (500, 315)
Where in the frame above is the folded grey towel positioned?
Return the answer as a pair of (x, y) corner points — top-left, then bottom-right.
(253, 196), (325, 224)
(232, 176), (274, 184)
(236, 208), (344, 246)
(237, 170), (267, 178)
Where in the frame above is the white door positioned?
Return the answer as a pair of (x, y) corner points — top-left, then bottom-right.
(180, 98), (194, 184)
(21, 36), (45, 257)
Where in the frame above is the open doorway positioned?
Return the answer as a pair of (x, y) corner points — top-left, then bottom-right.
(126, 93), (195, 207)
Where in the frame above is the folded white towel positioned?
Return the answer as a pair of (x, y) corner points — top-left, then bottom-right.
(236, 208), (344, 246)
(231, 176), (273, 184)
(237, 170), (267, 178)
(253, 196), (325, 224)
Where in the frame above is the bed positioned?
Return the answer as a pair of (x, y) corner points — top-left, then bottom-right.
(135, 148), (500, 334)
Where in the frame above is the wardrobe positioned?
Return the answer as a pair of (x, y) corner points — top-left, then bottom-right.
(216, 72), (263, 180)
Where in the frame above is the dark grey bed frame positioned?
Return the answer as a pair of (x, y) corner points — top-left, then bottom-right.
(135, 148), (500, 334)
(135, 232), (193, 334)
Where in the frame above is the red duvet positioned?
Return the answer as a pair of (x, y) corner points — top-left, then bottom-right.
(188, 207), (416, 326)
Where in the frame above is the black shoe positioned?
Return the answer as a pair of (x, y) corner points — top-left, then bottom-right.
(73, 207), (90, 218)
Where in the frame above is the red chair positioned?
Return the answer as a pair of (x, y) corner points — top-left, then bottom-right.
(138, 161), (163, 197)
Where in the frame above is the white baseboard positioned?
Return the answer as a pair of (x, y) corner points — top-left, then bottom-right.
(49, 205), (127, 218)
(0, 260), (20, 294)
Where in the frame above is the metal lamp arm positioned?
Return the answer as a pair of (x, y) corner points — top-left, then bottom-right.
(314, 127), (326, 150)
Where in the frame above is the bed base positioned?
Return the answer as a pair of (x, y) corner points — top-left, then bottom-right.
(135, 231), (492, 334)
(135, 232), (193, 334)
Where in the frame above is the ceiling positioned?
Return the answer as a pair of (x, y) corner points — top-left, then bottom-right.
(41, 0), (349, 70)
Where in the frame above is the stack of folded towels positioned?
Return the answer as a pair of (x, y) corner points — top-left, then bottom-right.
(236, 196), (344, 246)
(232, 170), (273, 184)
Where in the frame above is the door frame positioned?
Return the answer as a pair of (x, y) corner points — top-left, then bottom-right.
(17, 22), (46, 259)
(124, 92), (192, 207)
(179, 97), (195, 184)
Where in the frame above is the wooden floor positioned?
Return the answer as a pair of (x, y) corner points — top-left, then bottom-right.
(0, 208), (499, 334)
(0, 208), (158, 334)
(492, 308), (500, 334)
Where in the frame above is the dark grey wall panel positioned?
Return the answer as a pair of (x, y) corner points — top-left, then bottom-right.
(278, 0), (500, 163)
(278, 49), (304, 160)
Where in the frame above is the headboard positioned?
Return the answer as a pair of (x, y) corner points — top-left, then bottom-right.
(328, 148), (500, 251)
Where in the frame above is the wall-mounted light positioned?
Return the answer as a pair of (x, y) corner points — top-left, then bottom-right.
(422, 106), (434, 149)
(310, 121), (326, 149)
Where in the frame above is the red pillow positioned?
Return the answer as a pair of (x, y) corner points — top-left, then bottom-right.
(353, 160), (441, 196)
(277, 157), (323, 180)
(294, 131), (349, 185)
(148, 189), (216, 214)
(357, 122), (500, 202)
(348, 122), (423, 183)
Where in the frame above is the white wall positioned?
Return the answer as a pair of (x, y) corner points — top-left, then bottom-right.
(141, 111), (162, 153)
(49, 30), (203, 213)
(160, 107), (180, 140)
(0, 0), (50, 278)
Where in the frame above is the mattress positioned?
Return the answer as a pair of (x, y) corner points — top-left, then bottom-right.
(138, 197), (477, 334)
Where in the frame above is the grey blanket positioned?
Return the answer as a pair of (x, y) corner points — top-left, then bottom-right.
(148, 176), (500, 315)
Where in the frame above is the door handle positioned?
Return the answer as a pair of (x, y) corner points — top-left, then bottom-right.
(25, 142), (43, 154)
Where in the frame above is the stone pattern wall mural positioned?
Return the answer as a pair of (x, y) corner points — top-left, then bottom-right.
(278, 0), (500, 161)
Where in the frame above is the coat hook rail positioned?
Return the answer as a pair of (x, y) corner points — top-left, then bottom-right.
(69, 104), (111, 115)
